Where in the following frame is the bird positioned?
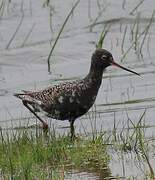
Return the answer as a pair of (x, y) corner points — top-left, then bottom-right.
(14, 49), (140, 138)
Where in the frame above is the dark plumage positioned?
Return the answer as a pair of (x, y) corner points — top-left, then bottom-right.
(14, 49), (140, 138)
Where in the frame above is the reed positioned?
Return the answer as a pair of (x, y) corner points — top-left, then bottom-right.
(47, 0), (80, 73)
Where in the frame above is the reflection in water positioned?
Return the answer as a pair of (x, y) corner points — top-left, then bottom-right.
(65, 166), (111, 180)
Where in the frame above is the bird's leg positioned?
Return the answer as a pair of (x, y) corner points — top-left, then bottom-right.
(22, 101), (48, 132)
(69, 119), (75, 140)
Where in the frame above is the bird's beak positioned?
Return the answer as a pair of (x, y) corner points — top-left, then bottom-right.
(111, 61), (140, 76)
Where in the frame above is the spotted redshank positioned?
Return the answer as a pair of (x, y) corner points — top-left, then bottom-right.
(14, 49), (140, 138)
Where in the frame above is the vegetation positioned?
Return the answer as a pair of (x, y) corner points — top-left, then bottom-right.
(47, 0), (80, 73)
(0, 130), (110, 179)
(0, 109), (155, 179)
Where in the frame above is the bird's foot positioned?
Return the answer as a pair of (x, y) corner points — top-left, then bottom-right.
(71, 133), (78, 141)
(42, 122), (49, 134)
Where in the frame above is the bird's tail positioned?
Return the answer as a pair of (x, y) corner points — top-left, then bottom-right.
(14, 93), (25, 99)
(14, 93), (33, 102)
(14, 93), (42, 106)
(14, 89), (33, 99)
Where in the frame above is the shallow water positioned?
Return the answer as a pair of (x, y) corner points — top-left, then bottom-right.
(0, 0), (155, 179)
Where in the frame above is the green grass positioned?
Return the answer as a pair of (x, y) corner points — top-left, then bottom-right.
(0, 130), (109, 179)
(0, 109), (155, 179)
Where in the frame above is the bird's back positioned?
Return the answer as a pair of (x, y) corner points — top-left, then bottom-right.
(15, 78), (101, 121)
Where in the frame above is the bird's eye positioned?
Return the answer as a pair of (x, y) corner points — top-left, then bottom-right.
(101, 55), (107, 60)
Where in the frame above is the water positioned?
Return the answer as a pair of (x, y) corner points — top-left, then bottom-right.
(0, 0), (155, 179)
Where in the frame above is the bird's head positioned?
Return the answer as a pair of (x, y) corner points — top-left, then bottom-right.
(92, 48), (140, 76)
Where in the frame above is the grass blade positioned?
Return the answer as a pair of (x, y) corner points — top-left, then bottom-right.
(96, 25), (110, 49)
(47, 0), (80, 73)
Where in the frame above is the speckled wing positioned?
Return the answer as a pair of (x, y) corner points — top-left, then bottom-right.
(14, 78), (94, 120)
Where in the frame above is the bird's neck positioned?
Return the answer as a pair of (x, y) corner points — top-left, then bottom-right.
(85, 59), (105, 85)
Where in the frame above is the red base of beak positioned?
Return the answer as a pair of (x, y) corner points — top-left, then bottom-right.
(111, 61), (140, 76)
